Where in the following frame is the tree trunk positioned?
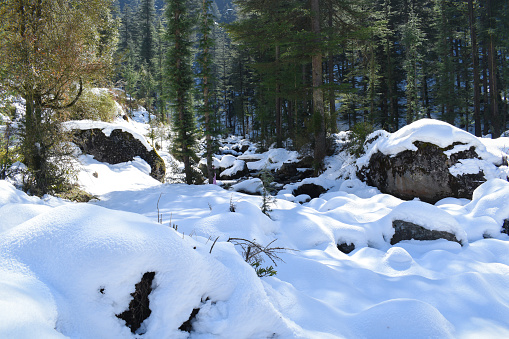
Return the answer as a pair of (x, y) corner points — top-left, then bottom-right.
(275, 44), (282, 147)
(487, 0), (499, 137)
(311, 0), (325, 171)
(468, 0), (482, 136)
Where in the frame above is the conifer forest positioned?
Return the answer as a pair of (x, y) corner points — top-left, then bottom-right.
(116, 0), (509, 156)
(1, 0), (509, 190)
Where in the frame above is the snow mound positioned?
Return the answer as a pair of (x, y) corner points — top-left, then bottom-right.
(0, 203), (293, 338)
(351, 299), (455, 338)
(231, 178), (263, 195)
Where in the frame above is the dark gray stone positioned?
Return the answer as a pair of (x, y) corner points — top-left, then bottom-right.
(502, 219), (509, 235)
(72, 128), (165, 182)
(116, 272), (155, 334)
(337, 242), (355, 254)
(358, 141), (486, 204)
(391, 220), (462, 245)
(292, 183), (327, 199)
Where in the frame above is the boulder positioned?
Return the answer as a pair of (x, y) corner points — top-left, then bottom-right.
(72, 128), (166, 182)
(503, 220), (509, 235)
(358, 141), (487, 204)
(391, 220), (462, 245)
(219, 160), (249, 180)
(292, 183), (327, 199)
(337, 242), (355, 254)
(275, 156), (314, 184)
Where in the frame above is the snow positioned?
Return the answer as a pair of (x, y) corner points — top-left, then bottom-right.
(354, 119), (509, 183)
(239, 148), (300, 171)
(63, 119), (153, 152)
(3, 118), (509, 338)
(231, 178), (263, 195)
(220, 159), (246, 178)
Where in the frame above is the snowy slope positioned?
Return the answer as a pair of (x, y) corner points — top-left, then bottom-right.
(2, 118), (509, 338)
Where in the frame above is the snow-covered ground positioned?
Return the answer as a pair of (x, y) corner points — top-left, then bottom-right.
(2, 117), (509, 338)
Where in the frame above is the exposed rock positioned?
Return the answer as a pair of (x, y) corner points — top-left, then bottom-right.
(179, 308), (200, 333)
(503, 220), (509, 235)
(292, 183), (327, 199)
(72, 128), (165, 182)
(391, 220), (462, 245)
(219, 160), (249, 180)
(232, 143), (250, 154)
(116, 272), (155, 334)
(358, 141), (486, 204)
(337, 242), (355, 254)
(275, 156), (314, 184)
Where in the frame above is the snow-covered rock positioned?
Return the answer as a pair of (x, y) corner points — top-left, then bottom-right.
(66, 121), (165, 182)
(357, 119), (509, 203)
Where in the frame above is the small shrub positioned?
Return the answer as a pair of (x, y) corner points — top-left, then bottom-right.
(251, 262), (277, 277)
(259, 168), (276, 217)
(227, 238), (294, 278)
(348, 122), (374, 157)
(55, 184), (98, 202)
(64, 88), (118, 122)
(229, 195), (236, 212)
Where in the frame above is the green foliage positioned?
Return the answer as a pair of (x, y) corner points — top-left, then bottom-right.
(228, 237), (291, 278)
(55, 185), (98, 202)
(0, 122), (19, 179)
(250, 262), (277, 278)
(348, 121), (374, 158)
(259, 167), (275, 217)
(165, 0), (198, 184)
(65, 89), (118, 122)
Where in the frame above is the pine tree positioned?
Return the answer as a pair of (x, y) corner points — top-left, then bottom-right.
(197, 0), (218, 184)
(165, 0), (197, 184)
(400, 2), (425, 123)
(139, 0), (156, 69)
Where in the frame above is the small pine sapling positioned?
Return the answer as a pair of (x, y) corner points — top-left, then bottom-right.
(259, 168), (276, 217)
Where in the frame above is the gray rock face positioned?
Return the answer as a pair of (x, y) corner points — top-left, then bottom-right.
(391, 220), (462, 245)
(358, 141), (486, 204)
(72, 128), (166, 182)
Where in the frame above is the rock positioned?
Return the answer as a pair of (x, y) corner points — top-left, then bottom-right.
(503, 220), (509, 235)
(219, 160), (249, 180)
(275, 156), (315, 184)
(72, 128), (165, 182)
(337, 242), (355, 254)
(391, 220), (462, 245)
(116, 272), (155, 334)
(358, 141), (487, 204)
(231, 178), (263, 195)
(292, 183), (327, 199)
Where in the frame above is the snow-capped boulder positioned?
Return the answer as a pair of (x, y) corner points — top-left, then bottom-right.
(219, 159), (249, 180)
(385, 200), (467, 245)
(357, 119), (507, 204)
(231, 178), (263, 195)
(391, 220), (463, 245)
(67, 121), (165, 182)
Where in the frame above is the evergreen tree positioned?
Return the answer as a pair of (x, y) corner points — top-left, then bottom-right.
(197, 0), (218, 184)
(165, 0), (197, 184)
(139, 0), (157, 70)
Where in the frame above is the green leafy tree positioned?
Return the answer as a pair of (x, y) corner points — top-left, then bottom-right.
(0, 0), (118, 195)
